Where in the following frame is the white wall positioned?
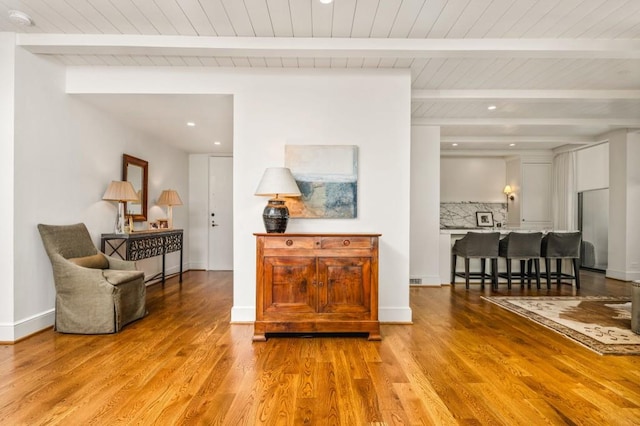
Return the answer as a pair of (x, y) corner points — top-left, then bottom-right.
(0, 33), (15, 337)
(440, 157), (506, 202)
(3, 47), (189, 341)
(232, 71), (412, 323)
(577, 143), (609, 192)
(607, 130), (640, 281)
(410, 126), (441, 285)
(67, 66), (413, 324)
(505, 157), (521, 227)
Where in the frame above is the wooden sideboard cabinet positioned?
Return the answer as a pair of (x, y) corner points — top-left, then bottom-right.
(253, 233), (381, 341)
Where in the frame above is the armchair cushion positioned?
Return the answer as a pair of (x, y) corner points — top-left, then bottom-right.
(103, 269), (145, 286)
(68, 253), (109, 269)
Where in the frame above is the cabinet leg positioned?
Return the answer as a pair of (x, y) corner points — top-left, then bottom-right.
(367, 332), (382, 341)
(253, 323), (267, 342)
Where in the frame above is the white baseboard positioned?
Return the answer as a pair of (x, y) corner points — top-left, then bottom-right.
(606, 268), (640, 282)
(410, 274), (443, 287)
(188, 262), (207, 270)
(0, 309), (55, 343)
(231, 306), (413, 324)
(231, 305), (256, 322)
(379, 307), (413, 323)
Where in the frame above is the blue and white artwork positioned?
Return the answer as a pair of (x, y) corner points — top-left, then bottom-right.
(285, 145), (358, 218)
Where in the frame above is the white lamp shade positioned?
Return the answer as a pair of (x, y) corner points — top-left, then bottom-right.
(503, 185), (513, 195)
(102, 181), (139, 202)
(157, 189), (183, 206)
(255, 167), (301, 197)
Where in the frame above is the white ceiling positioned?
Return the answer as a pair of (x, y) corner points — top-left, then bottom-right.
(3, 0), (640, 153)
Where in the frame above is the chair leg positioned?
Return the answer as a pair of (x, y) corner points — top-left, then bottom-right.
(573, 258), (581, 289)
(506, 259), (512, 289)
(527, 259), (533, 287)
(545, 259), (551, 289)
(520, 259), (526, 288)
(451, 254), (457, 285)
(464, 258), (470, 290)
(491, 258), (498, 290)
(534, 259), (541, 289)
(556, 259), (562, 286)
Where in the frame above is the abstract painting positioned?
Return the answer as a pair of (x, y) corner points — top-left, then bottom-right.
(285, 145), (358, 218)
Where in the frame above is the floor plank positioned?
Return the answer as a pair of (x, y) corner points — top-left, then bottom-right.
(0, 270), (639, 425)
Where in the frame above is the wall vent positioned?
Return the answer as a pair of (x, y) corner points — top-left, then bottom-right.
(409, 278), (422, 284)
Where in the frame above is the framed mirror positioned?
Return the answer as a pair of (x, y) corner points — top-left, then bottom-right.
(122, 154), (148, 222)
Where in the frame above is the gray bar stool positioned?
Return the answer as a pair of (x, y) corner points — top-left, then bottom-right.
(451, 232), (500, 290)
(498, 232), (543, 289)
(540, 231), (582, 289)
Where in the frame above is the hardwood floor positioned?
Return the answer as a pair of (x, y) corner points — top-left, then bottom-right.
(1, 270), (639, 425)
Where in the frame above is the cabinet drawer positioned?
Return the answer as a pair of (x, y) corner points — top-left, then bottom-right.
(321, 236), (372, 249)
(263, 236), (317, 249)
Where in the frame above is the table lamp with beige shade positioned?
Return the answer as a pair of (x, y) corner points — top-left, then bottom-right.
(103, 181), (139, 234)
(157, 189), (183, 229)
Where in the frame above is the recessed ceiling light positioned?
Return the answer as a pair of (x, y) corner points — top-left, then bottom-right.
(487, 105), (497, 111)
(509, 143), (516, 147)
(214, 141), (221, 145)
(186, 122), (195, 127)
(319, 0), (334, 4)
(8, 10), (33, 26)
(452, 143), (458, 147)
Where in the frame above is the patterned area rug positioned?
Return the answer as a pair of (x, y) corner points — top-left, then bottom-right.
(482, 296), (640, 355)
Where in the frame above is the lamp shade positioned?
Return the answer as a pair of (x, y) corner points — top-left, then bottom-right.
(157, 189), (183, 206)
(503, 185), (513, 195)
(254, 167), (301, 197)
(102, 181), (139, 202)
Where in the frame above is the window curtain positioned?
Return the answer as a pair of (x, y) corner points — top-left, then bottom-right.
(552, 151), (577, 230)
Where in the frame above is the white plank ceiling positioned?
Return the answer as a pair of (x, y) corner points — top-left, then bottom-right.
(2, 0), (640, 152)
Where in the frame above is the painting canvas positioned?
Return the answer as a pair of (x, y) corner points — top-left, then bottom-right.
(285, 145), (358, 218)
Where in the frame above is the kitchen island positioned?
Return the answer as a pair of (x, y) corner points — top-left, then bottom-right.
(439, 228), (553, 285)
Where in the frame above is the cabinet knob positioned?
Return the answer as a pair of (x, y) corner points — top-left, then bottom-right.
(286, 239), (293, 246)
(343, 239), (351, 246)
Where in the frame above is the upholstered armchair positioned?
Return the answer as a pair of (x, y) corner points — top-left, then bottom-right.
(38, 223), (146, 334)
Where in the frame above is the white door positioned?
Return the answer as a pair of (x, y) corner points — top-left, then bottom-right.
(208, 156), (233, 270)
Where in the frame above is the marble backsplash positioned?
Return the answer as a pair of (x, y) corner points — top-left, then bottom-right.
(440, 202), (507, 229)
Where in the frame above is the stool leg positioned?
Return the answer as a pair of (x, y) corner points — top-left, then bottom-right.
(451, 254), (457, 285)
(545, 259), (551, 289)
(520, 259), (526, 288)
(556, 259), (562, 286)
(464, 258), (470, 290)
(534, 259), (541, 289)
(573, 258), (581, 289)
(527, 259), (533, 287)
(506, 259), (512, 289)
(480, 258), (486, 288)
(492, 258), (498, 290)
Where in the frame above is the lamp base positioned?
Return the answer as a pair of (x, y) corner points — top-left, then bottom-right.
(114, 202), (126, 234)
(263, 199), (289, 233)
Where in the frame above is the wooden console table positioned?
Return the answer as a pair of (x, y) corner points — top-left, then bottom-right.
(101, 229), (183, 285)
(253, 233), (381, 341)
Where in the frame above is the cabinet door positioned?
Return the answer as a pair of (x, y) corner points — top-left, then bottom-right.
(263, 257), (317, 316)
(317, 257), (371, 315)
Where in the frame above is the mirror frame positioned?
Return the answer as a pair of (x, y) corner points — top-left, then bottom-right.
(122, 154), (148, 222)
